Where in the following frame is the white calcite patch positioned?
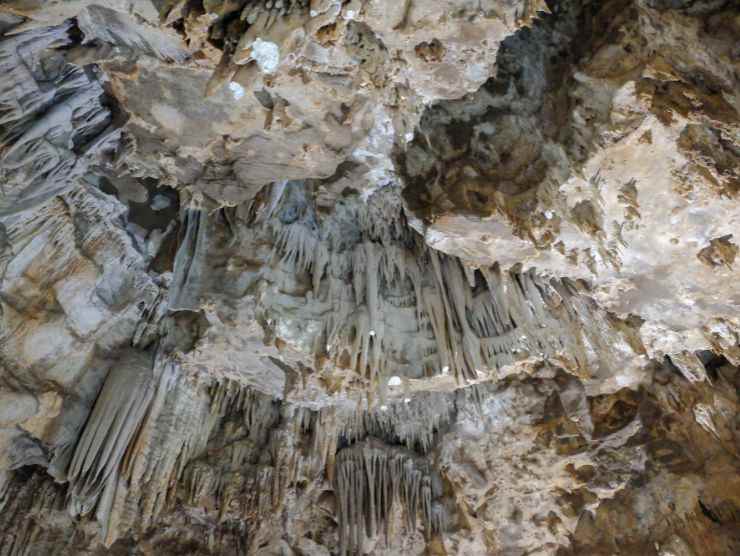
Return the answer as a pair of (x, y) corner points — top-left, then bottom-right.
(252, 38), (280, 73)
(228, 81), (245, 100)
(353, 105), (398, 201)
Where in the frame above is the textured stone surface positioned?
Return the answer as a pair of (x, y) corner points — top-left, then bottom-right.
(0, 1), (738, 555)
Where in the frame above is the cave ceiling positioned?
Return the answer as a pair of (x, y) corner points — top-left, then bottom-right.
(0, 1), (739, 555)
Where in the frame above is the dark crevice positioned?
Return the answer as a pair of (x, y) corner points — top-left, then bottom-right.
(699, 499), (722, 524)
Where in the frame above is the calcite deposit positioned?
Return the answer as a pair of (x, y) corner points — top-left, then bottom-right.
(0, 1), (738, 555)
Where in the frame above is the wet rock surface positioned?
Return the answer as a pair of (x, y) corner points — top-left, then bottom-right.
(0, 1), (738, 555)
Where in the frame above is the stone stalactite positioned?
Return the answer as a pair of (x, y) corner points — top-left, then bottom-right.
(169, 205), (209, 311)
(65, 350), (156, 516)
(93, 358), (207, 546)
(335, 438), (441, 555)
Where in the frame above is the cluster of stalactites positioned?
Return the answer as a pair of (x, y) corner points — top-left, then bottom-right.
(0, 21), (119, 216)
(335, 438), (443, 555)
(339, 393), (457, 454)
(291, 405), (341, 480)
(262, 183), (589, 387)
(171, 0), (311, 22)
(207, 377), (281, 446)
(67, 359), (289, 546)
(0, 468), (68, 556)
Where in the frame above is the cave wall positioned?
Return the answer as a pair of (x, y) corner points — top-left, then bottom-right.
(0, 1), (738, 555)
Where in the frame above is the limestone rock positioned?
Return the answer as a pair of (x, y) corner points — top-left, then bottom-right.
(0, 1), (738, 555)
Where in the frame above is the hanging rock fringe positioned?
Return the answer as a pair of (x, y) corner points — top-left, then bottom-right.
(335, 438), (440, 555)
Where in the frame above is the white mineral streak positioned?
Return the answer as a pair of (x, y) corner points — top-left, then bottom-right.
(353, 106), (397, 201)
(693, 404), (719, 438)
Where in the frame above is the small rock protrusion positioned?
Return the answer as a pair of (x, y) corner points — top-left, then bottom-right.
(415, 39), (446, 63)
(697, 234), (738, 269)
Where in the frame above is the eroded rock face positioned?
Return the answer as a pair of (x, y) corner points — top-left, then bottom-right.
(0, 1), (738, 555)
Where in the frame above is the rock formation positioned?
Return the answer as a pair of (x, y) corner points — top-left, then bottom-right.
(0, 0), (738, 554)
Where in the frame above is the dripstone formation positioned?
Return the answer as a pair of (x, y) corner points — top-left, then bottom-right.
(0, 1), (738, 555)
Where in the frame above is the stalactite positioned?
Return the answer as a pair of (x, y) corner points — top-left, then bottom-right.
(169, 206), (209, 311)
(274, 221), (323, 272)
(65, 350), (156, 516)
(0, 370), (287, 554)
(207, 377), (281, 446)
(0, 0), (736, 554)
(335, 438), (442, 555)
